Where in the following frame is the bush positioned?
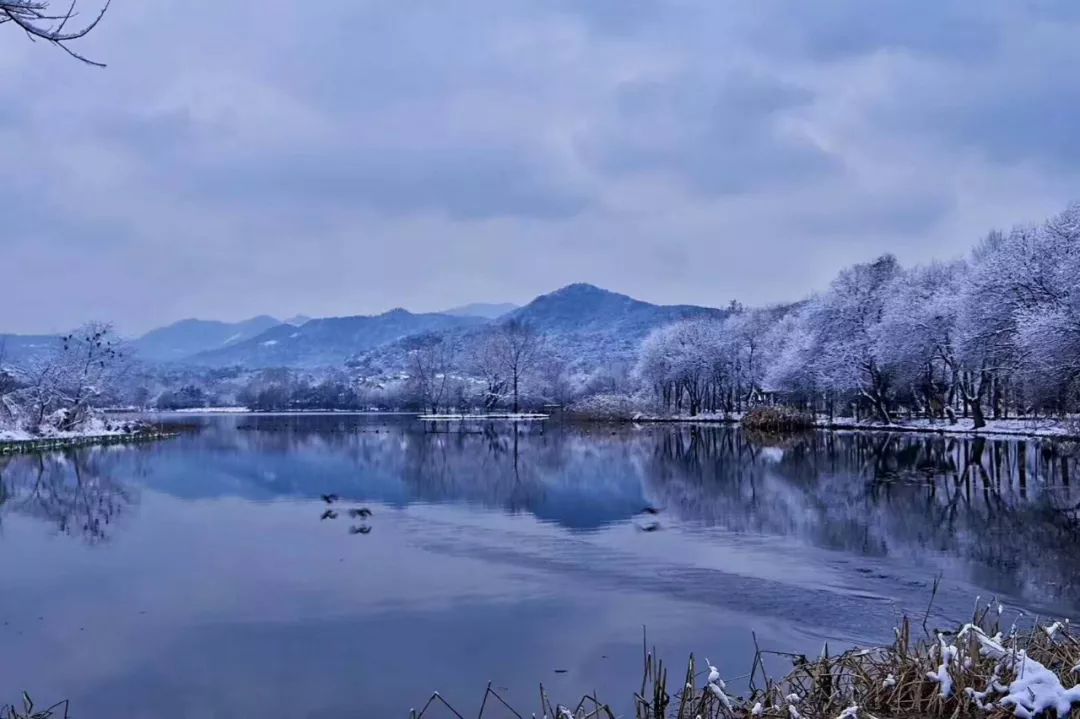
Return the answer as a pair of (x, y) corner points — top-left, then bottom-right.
(741, 406), (815, 432)
(567, 392), (642, 420)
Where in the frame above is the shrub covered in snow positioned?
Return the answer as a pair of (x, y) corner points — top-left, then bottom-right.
(566, 391), (654, 420)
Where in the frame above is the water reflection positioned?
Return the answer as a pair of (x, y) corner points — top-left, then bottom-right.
(2, 419), (1077, 609)
(646, 428), (1080, 607)
(0, 450), (138, 543)
(2, 417), (1079, 717)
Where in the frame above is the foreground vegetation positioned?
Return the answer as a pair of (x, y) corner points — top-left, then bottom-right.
(0, 695), (67, 719)
(411, 609), (1080, 719)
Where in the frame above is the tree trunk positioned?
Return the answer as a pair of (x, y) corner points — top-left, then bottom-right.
(969, 396), (986, 429)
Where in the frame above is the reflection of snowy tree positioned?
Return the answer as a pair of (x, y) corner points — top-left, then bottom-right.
(0, 450), (136, 544)
(643, 427), (1080, 603)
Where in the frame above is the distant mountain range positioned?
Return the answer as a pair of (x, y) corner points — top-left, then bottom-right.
(0, 333), (62, 367)
(130, 315), (282, 362)
(2, 284), (728, 372)
(187, 310), (487, 368)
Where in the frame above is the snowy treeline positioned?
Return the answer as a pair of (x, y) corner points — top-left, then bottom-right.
(0, 323), (131, 438)
(11, 205), (1077, 428)
(202, 319), (565, 414)
(634, 204), (1080, 426)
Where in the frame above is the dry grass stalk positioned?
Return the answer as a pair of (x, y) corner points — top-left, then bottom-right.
(741, 407), (816, 433)
(412, 608), (1080, 719)
(0, 694), (68, 719)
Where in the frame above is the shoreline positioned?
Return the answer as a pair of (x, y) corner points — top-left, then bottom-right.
(0, 430), (181, 456)
(81, 408), (1080, 443)
(600, 413), (1080, 441)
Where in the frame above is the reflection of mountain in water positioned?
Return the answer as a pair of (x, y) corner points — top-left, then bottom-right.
(1, 417), (1078, 606)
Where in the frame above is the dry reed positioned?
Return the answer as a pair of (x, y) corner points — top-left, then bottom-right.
(411, 606), (1080, 719)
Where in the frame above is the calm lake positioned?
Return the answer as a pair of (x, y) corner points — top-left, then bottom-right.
(2, 415), (1078, 718)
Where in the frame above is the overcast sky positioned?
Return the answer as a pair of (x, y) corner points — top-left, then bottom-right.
(3, 0), (1079, 334)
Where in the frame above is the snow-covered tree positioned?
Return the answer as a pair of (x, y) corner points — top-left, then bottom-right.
(779, 255), (900, 422)
(405, 334), (459, 413)
(0, 323), (128, 435)
(875, 261), (965, 422)
(482, 319), (543, 412)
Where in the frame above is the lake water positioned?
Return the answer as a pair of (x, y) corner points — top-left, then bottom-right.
(2, 415), (1078, 717)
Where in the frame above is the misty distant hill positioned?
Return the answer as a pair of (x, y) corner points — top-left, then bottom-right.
(0, 333), (61, 368)
(188, 309), (488, 368)
(116, 284), (728, 372)
(131, 316), (282, 363)
(353, 284), (727, 373)
(440, 302), (518, 319)
(505, 283), (727, 366)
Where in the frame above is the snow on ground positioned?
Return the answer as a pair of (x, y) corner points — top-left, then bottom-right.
(172, 406), (251, 414)
(823, 416), (1079, 439)
(0, 416), (136, 444)
(417, 413), (550, 421)
(627, 411), (1078, 440)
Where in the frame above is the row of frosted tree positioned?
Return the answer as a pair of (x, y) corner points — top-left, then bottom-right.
(635, 204), (1080, 426)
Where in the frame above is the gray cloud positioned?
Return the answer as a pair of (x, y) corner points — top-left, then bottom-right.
(2, 0), (1080, 333)
(578, 69), (835, 194)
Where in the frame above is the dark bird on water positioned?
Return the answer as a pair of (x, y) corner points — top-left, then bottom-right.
(321, 509), (338, 520)
(349, 525), (373, 535)
(321, 494), (339, 504)
(348, 507), (373, 518)
(638, 506), (661, 515)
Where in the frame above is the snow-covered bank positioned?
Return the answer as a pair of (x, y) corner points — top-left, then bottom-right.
(173, 406), (250, 414)
(0, 416), (180, 455)
(0, 428), (180, 455)
(417, 412), (550, 421)
(0, 415), (142, 443)
(818, 416), (1080, 441)
(587, 409), (1080, 441)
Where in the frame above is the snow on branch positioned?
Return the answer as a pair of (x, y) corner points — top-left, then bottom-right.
(0, 0), (110, 65)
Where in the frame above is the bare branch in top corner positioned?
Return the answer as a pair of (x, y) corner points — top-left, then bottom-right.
(0, 0), (111, 66)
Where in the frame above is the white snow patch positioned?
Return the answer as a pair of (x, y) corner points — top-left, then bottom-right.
(706, 659), (721, 685)
(926, 635), (958, 697)
(707, 682), (734, 711)
(173, 406), (250, 414)
(960, 624), (1080, 719)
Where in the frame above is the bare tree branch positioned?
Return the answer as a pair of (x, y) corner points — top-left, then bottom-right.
(0, 0), (110, 66)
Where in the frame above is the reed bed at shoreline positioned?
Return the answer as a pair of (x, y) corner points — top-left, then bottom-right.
(6, 609), (1078, 718)
(740, 407), (816, 433)
(411, 607), (1080, 719)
